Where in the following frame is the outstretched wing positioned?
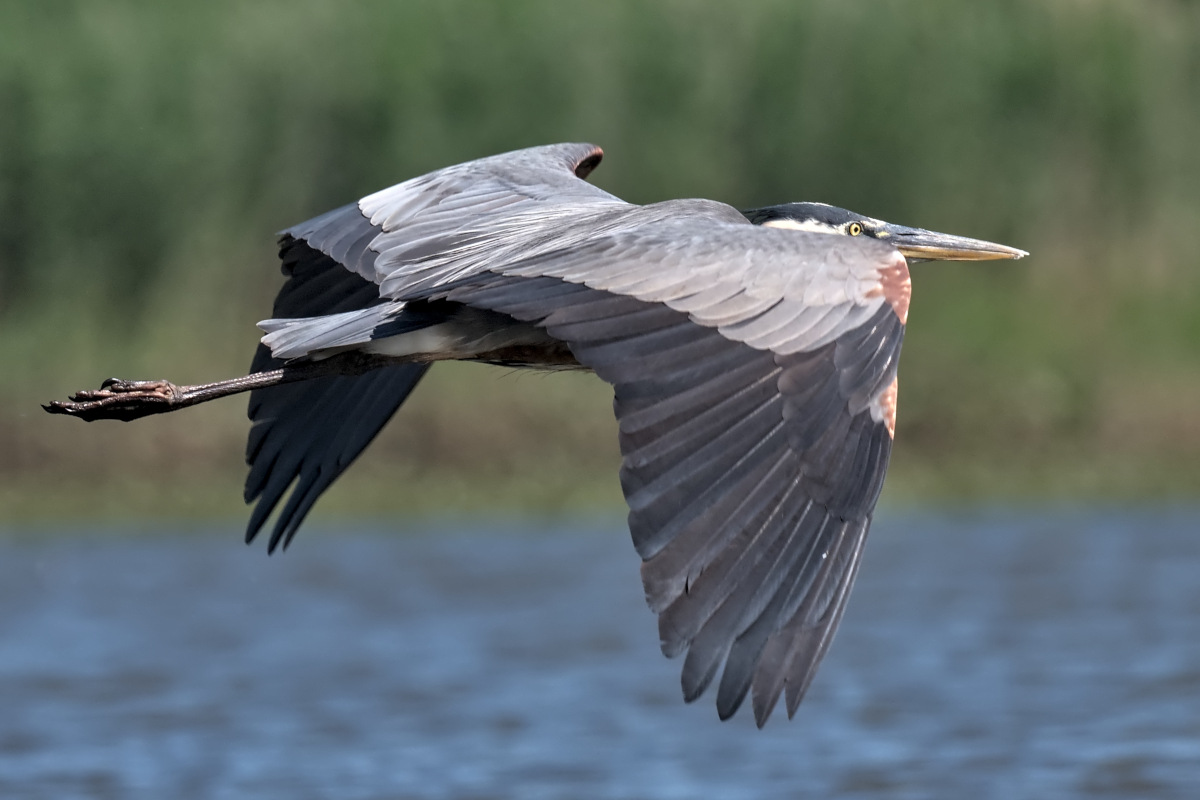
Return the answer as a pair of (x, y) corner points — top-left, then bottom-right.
(401, 220), (908, 726)
(247, 143), (618, 549)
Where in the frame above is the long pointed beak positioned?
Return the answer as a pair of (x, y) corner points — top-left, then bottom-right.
(878, 223), (1028, 262)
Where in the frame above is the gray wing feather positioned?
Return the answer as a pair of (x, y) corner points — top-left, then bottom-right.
(359, 143), (627, 290)
(483, 219), (902, 356)
(276, 143), (617, 294)
(415, 270), (903, 726)
(280, 202), (383, 283)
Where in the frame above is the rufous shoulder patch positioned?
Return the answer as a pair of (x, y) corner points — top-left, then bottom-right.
(868, 254), (912, 324)
(878, 377), (899, 438)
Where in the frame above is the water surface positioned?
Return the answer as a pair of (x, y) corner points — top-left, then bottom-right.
(2, 510), (1199, 798)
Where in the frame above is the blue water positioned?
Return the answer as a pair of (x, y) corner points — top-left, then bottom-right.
(2, 510), (1199, 798)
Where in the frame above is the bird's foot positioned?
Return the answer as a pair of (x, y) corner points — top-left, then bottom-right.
(43, 378), (184, 422)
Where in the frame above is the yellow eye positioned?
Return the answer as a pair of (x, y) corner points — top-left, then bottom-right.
(847, 222), (864, 236)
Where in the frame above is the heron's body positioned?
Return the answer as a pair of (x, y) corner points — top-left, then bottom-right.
(46, 143), (1025, 726)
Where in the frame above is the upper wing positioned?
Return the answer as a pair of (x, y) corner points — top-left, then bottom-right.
(246, 143), (618, 549)
(399, 220), (908, 726)
(281, 142), (618, 283)
(365, 148), (635, 296)
(494, 215), (910, 356)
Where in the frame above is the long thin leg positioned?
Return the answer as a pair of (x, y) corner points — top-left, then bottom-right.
(43, 353), (394, 422)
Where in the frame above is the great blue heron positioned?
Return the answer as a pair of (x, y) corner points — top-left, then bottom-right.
(45, 143), (1026, 726)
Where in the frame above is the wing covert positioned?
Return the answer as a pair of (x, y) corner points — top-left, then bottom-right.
(490, 218), (906, 355)
(279, 143), (620, 294)
(361, 143), (629, 290)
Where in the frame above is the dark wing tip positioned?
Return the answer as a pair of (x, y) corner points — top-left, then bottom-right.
(573, 146), (604, 179)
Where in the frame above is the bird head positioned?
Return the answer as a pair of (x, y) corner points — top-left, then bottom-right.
(742, 202), (1027, 262)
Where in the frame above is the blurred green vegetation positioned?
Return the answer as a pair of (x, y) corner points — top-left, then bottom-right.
(2, 0), (1198, 524)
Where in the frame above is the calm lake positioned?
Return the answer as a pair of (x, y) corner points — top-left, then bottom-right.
(2, 509), (1199, 799)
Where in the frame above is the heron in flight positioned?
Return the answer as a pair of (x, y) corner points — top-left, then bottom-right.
(46, 143), (1026, 726)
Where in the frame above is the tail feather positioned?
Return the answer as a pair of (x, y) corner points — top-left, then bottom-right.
(258, 303), (410, 360)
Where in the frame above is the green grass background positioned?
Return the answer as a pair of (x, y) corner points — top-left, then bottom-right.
(3, 1), (1198, 525)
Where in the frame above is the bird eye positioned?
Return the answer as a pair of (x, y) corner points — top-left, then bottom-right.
(847, 222), (864, 236)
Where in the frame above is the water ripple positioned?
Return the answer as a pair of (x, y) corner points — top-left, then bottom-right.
(1, 510), (1198, 799)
